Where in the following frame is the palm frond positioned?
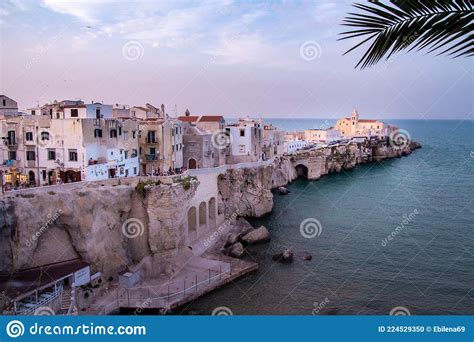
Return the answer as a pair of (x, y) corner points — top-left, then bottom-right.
(339, 0), (474, 69)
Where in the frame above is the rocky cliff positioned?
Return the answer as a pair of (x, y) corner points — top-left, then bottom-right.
(0, 178), (199, 278)
(0, 139), (420, 280)
(217, 165), (274, 218)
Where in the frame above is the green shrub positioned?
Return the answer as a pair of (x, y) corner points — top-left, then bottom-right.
(135, 182), (147, 198)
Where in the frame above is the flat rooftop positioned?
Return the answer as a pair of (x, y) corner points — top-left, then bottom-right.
(0, 259), (89, 300)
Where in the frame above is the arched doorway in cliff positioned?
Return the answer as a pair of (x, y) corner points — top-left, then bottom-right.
(188, 207), (197, 240)
(208, 197), (216, 229)
(199, 201), (207, 229)
(188, 158), (197, 169)
(295, 164), (308, 179)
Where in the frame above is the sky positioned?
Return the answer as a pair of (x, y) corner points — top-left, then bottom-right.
(0, 0), (472, 120)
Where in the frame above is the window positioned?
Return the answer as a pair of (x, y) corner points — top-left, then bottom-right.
(96, 108), (101, 119)
(133, 167), (137, 175)
(69, 150), (78, 161)
(47, 149), (56, 160)
(2, 99), (5, 106)
(8, 151), (16, 160)
(42, 170), (46, 180)
(110, 129), (117, 138)
(71, 109), (78, 117)
(149, 147), (156, 155)
(31, 110), (36, 115)
(7, 130), (15, 145)
(94, 129), (103, 138)
(56, 112), (60, 119)
(240, 129), (245, 137)
(41, 131), (50, 142)
(25, 132), (33, 141)
(147, 131), (156, 143)
(124, 150), (128, 159)
(239, 145), (246, 153)
(123, 132), (128, 140)
(26, 151), (35, 161)
(132, 149), (138, 158)
(118, 127), (122, 135)
(132, 131), (136, 139)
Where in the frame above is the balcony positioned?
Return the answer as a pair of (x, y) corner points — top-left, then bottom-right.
(145, 154), (158, 161)
(145, 138), (157, 144)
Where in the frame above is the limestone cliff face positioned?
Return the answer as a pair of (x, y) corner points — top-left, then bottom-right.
(0, 179), (198, 278)
(271, 156), (297, 187)
(217, 165), (274, 218)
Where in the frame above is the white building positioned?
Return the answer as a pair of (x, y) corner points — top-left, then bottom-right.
(304, 127), (342, 144)
(0, 95), (19, 115)
(225, 117), (264, 164)
(284, 139), (308, 154)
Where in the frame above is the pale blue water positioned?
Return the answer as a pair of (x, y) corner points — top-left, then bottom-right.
(179, 120), (474, 315)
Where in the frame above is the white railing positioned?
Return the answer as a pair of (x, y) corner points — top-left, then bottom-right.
(101, 265), (231, 314)
(8, 285), (63, 315)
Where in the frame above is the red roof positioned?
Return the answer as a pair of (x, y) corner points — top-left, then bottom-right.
(199, 115), (224, 122)
(359, 119), (378, 123)
(178, 116), (199, 122)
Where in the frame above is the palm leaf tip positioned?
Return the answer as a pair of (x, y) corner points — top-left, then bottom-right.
(340, 0), (474, 69)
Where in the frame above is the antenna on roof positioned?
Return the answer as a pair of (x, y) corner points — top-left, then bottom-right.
(174, 104), (177, 117)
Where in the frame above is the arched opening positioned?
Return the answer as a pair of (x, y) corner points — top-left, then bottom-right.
(188, 158), (197, 169)
(28, 171), (35, 185)
(208, 197), (216, 229)
(295, 164), (308, 179)
(188, 207), (197, 239)
(199, 201), (207, 228)
(48, 170), (55, 185)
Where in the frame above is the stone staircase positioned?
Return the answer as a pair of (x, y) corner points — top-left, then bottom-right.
(60, 288), (72, 312)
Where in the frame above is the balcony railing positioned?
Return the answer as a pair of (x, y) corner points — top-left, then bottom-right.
(145, 154), (158, 161)
(146, 138), (157, 144)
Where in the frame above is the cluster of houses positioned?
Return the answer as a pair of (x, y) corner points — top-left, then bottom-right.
(0, 95), (396, 190)
(284, 109), (397, 153)
(0, 95), (286, 190)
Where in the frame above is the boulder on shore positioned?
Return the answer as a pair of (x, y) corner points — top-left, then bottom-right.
(241, 226), (271, 244)
(301, 252), (312, 261)
(224, 232), (241, 247)
(224, 242), (245, 258)
(278, 186), (290, 195)
(272, 248), (294, 262)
